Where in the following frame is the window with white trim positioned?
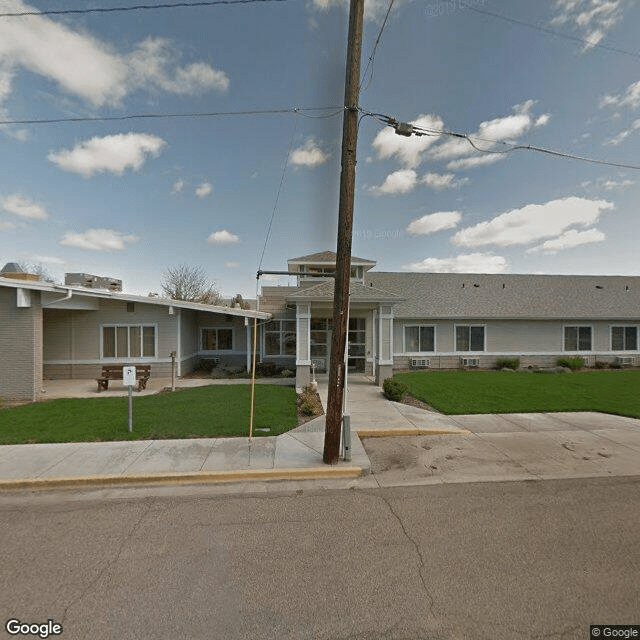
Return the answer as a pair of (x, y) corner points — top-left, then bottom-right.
(611, 326), (638, 351)
(404, 325), (435, 352)
(456, 325), (485, 352)
(201, 328), (233, 351)
(264, 320), (296, 356)
(564, 326), (592, 351)
(102, 325), (156, 359)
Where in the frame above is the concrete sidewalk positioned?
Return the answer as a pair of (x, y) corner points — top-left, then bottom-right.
(2, 374), (639, 491)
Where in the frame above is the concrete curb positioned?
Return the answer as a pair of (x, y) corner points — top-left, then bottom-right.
(357, 428), (471, 438)
(0, 466), (364, 491)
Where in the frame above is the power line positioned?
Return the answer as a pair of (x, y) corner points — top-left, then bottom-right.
(0, 106), (344, 126)
(468, 6), (640, 61)
(0, 0), (286, 18)
(365, 110), (640, 171)
(257, 112), (298, 272)
(360, 0), (394, 92)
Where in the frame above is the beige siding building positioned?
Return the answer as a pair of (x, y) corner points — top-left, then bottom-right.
(257, 252), (640, 390)
(0, 275), (269, 403)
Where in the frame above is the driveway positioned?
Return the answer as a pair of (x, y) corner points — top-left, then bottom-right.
(364, 410), (640, 487)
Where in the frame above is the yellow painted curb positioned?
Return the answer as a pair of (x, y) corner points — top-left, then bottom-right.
(0, 466), (363, 491)
(357, 428), (470, 438)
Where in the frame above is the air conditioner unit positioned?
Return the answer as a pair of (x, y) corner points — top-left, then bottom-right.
(462, 358), (480, 367)
(410, 358), (430, 368)
(616, 356), (635, 366)
(311, 358), (326, 371)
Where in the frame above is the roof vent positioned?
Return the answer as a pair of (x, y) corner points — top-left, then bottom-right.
(1, 262), (41, 281)
(65, 273), (122, 292)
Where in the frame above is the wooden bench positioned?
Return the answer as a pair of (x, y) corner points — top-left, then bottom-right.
(96, 365), (151, 392)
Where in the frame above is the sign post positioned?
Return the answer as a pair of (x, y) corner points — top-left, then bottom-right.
(122, 366), (136, 433)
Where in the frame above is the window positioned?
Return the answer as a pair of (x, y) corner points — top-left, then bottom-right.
(456, 325), (485, 352)
(612, 326), (638, 351)
(564, 326), (592, 351)
(102, 325), (155, 359)
(264, 320), (296, 356)
(201, 328), (233, 351)
(405, 326), (435, 352)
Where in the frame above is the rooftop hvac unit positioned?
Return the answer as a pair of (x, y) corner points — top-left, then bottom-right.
(462, 358), (480, 367)
(410, 358), (430, 368)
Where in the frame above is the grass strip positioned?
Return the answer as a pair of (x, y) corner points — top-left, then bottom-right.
(0, 384), (297, 444)
(394, 370), (640, 418)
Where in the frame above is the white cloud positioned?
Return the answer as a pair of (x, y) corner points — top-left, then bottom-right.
(30, 255), (65, 265)
(605, 118), (640, 145)
(208, 230), (239, 244)
(550, 0), (625, 52)
(48, 133), (166, 177)
(446, 154), (504, 171)
(0, 220), (16, 230)
(600, 80), (640, 110)
(0, 193), (48, 220)
(372, 114), (444, 169)
(60, 228), (139, 251)
(0, 2), (228, 110)
(127, 38), (229, 96)
(452, 196), (614, 247)
(430, 101), (549, 165)
(600, 178), (635, 189)
(406, 211), (462, 236)
(171, 179), (184, 194)
(195, 182), (213, 198)
(370, 169), (417, 195)
(528, 228), (606, 253)
(225, 261), (240, 268)
(421, 172), (468, 190)
(403, 253), (508, 273)
(290, 139), (329, 167)
(310, 0), (400, 21)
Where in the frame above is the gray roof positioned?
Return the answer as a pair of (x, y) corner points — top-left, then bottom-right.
(287, 280), (403, 303)
(0, 276), (271, 319)
(287, 251), (376, 265)
(367, 272), (640, 320)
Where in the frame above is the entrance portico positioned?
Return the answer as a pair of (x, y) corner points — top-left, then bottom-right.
(288, 282), (402, 391)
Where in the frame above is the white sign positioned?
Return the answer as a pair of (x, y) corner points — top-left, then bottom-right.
(123, 366), (136, 387)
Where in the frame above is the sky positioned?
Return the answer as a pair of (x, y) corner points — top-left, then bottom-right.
(1, 0), (640, 299)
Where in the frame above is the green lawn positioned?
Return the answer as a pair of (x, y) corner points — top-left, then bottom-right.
(0, 384), (297, 445)
(394, 370), (640, 418)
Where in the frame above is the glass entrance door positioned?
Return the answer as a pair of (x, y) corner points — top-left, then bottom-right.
(348, 318), (366, 372)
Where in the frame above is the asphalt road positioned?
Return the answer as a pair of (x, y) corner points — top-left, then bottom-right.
(1, 478), (639, 640)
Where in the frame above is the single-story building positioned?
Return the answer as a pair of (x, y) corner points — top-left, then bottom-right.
(3, 250), (640, 402)
(0, 270), (270, 403)
(258, 251), (640, 389)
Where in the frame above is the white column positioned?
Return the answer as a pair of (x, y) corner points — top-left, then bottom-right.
(296, 303), (311, 365)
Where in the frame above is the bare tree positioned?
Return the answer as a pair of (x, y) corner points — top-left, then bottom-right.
(161, 264), (222, 305)
(18, 262), (57, 283)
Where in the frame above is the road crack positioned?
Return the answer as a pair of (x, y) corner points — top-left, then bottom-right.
(60, 497), (155, 625)
(367, 491), (436, 621)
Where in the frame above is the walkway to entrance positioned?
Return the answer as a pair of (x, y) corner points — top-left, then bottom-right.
(314, 374), (467, 436)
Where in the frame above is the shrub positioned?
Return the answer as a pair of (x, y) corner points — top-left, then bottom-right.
(300, 402), (316, 416)
(594, 361), (608, 369)
(383, 377), (408, 402)
(557, 357), (584, 371)
(255, 362), (277, 377)
(280, 369), (294, 378)
(496, 358), (520, 370)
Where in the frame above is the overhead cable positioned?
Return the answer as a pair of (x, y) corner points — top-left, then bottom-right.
(0, 106), (345, 127)
(363, 110), (640, 171)
(0, 0), (286, 18)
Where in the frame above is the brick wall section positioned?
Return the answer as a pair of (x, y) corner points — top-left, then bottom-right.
(0, 288), (43, 403)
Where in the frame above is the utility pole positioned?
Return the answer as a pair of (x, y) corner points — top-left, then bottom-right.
(323, 0), (364, 465)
